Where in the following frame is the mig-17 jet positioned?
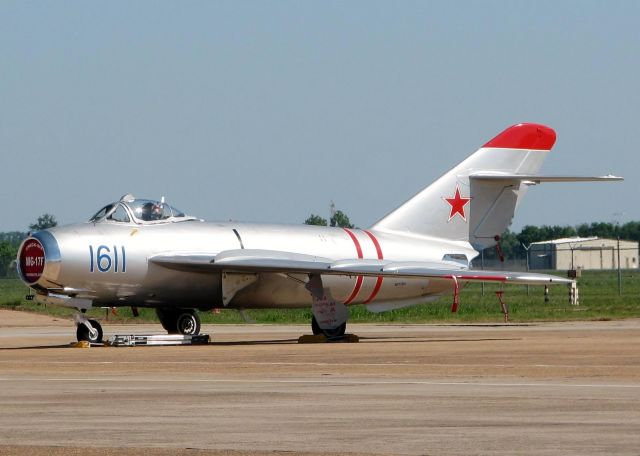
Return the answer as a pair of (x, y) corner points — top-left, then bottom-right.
(17, 123), (621, 342)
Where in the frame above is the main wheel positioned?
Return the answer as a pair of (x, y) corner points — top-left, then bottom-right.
(311, 316), (346, 338)
(311, 315), (322, 335)
(156, 308), (178, 333)
(176, 311), (201, 336)
(76, 319), (103, 343)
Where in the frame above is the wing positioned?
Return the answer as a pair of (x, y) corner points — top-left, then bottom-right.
(149, 249), (573, 285)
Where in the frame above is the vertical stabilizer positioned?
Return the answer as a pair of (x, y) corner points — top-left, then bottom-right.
(371, 123), (556, 250)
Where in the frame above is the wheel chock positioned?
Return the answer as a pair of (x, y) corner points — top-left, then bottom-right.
(342, 334), (359, 343)
(298, 334), (327, 343)
(298, 334), (359, 344)
(71, 340), (91, 348)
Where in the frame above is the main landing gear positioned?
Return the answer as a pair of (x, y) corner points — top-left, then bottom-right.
(156, 308), (201, 336)
(311, 315), (346, 338)
(306, 274), (350, 340)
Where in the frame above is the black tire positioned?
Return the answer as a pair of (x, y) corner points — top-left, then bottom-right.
(76, 319), (103, 343)
(311, 315), (322, 335)
(176, 311), (201, 336)
(311, 316), (346, 338)
(156, 308), (178, 333)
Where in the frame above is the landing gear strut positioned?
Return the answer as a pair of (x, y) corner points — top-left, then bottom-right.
(156, 308), (201, 335)
(76, 319), (103, 343)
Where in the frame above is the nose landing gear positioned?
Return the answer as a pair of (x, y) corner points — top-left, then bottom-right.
(75, 316), (103, 343)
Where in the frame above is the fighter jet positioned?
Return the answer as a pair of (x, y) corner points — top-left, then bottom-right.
(17, 123), (621, 342)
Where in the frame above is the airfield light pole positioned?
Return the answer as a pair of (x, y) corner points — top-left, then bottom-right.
(480, 250), (485, 296)
(570, 247), (574, 271)
(617, 237), (622, 295)
(522, 243), (531, 296)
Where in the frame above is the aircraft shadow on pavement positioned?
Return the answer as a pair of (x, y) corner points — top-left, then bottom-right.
(0, 336), (521, 349)
(356, 336), (521, 343)
(209, 335), (523, 345)
(209, 338), (300, 346)
(0, 338), (302, 349)
(0, 344), (77, 350)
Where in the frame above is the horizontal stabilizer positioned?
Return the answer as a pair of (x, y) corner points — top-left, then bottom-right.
(469, 173), (623, 183)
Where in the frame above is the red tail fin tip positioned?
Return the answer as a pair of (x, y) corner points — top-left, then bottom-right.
(483, 123), (556, 150)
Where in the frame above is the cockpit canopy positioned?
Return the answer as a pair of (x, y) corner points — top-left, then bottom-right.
(89, 194), (196, 225)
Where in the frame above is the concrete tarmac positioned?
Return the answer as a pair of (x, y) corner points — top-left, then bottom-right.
(0, 310), (639, 455)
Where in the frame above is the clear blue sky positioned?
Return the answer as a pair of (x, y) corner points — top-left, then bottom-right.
(1, 1), (638, 232)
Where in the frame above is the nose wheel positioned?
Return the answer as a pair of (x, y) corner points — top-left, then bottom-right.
(76, 319), (103, 343)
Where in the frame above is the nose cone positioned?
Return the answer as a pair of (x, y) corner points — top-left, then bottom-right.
(17, 230), (61, 286)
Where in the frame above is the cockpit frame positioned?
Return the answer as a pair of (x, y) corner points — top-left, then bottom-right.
(89, 195), (197, 225)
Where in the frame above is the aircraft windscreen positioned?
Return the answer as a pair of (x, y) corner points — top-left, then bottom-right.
(89, 204), (115, 222)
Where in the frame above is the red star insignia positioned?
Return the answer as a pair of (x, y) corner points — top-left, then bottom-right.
(444, 185), (471, 222)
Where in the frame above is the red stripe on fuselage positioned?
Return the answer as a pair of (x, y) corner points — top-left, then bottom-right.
(343, 227), (363, 258)
(344, 275), (364, 305)
(343, 228), (364, 305)
(364, 230), (383, 259)
(363, 230), (384, 304)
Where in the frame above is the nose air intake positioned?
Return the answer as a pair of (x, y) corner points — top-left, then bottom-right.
(18, 238), (45, 284)
(17, 230), (61, 286)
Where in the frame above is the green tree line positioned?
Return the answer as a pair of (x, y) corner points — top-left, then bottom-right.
(304, 210), (354, 228)
(0, 233), (27, 278)
(482, 221), (640, 260)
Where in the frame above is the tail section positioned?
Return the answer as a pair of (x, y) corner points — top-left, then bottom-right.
(371, 123), (556, 250)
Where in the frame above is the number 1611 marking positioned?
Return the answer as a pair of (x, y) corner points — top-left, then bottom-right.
(89, 245), (126, 273)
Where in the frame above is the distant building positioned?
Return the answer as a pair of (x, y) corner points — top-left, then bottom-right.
(529, 237), (638, 270)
